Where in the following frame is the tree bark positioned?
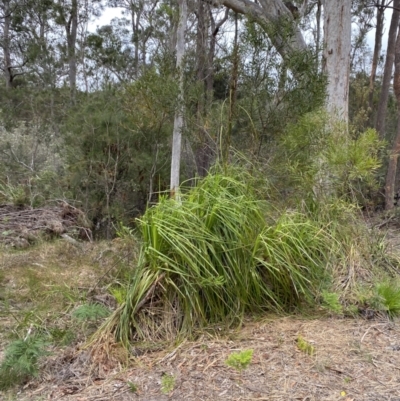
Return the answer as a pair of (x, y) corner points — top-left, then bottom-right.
(131, 5), (141, 78)
(219, 0), (350, 121)
(218, 0), (306, 58)
(66, 0), (78, 103)
(385, 25), (400, 210)
(170, 0), (187, 195)
(2, 0), (13, 89)
(207, 8), (228, 98)
(316, 0), (321, 68)
(322, 0), (351, 122)
(193, 5), (229, 177)
(376, 0), (400, 138)
(194, 0), (210, 177)
(226, 12), (239, 165)
(368, 0), (386, 118)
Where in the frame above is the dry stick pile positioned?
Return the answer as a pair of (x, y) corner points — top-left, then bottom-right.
(0, 203), (92, 247)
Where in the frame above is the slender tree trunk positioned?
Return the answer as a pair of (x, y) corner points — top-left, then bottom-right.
(316, 0), (321, 68)
(207, 7), (229, 100)
(131, 6), (141, 78)
(192, 5), (229, 177)
(368, 0), (386, 119)
(66, 0), (78, 103)
(3, 0), (12, 89)
(170, 0), (187, 195)
(322, 0), (351, 122)
(194, 0), (209, 177)
(385, 26), (400, 210)
(376, 0), (400, 138)
(225, 13), (239, 165)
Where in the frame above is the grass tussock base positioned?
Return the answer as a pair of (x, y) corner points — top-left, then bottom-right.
(93, 169), (341, 346)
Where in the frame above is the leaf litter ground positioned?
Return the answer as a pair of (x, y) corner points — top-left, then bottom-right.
(2, 242), (400, 401)
(19, 317), (400, 401)
(18, 317), (400, 401)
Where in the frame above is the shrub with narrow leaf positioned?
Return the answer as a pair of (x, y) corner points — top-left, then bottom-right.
(0, 336), (50, 390)
(93, 168), (336, 345)
(376, 281), (400, 317)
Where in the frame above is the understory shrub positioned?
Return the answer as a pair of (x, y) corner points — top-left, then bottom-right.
(95, 168), (337, 345)
(0, 336), (50, 390)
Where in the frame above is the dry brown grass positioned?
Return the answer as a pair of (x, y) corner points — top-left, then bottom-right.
(0, 239), (137, 393)
(2, 239), (400, 401)
(6, 316), (400, 401)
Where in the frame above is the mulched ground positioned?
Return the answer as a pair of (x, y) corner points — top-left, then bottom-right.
(18, 316), (400, 401)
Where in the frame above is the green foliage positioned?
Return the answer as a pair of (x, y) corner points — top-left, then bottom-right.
(254, 211), (332, 306)
(127, 381), (138, 392)
(0, 181), (28, 206)
(96, 168), (338, 345)
(225, 349), (254, 372)
(325, 127), (383, 196)
(296, 335), (315, 356)
(376, 281), (400, 318)
(321, 291), (343, 314)
(72, 303), (111, 322)
(0, 336), (50, 390)
(0, 121), (66, 207)
(115, 223), (136, 240)
(161, 373), (175, 394)
(236, 23), (326, 154)
(109, 286), (127, 305)
(64, 71), (175, 232)
(278, 111), (384, 205)
(49, 327), (75, 346)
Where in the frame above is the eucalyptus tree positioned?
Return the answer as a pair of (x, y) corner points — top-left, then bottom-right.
(210, 0), (351, 123)
(170, 0), (187, 194)
(376, 0), (400, 139)
(385, 17), (400, 210)
(322, 0), (351, 121)
(86, 21), (137, 85)
(0, 0), (39, 89)
(0, 0), (14, 89)
(193, 2), (229, 176)
(52, 0), (103, 101)
(53, 0), (78, 101)
(367, 0), (387, 116)
(18, 0), (65, 89)
(107, 0), (158, 78)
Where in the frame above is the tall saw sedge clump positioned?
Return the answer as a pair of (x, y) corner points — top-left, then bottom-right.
(254, 211), (334, 306)
(93, 168), (334, 346)
(109, 171), (268, 344)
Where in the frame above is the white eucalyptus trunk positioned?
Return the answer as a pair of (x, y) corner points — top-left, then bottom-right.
(170, 0), (187, 195)
(322, 0), (351, 122)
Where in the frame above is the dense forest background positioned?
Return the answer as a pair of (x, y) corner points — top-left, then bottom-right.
(0, 0), (398, 238)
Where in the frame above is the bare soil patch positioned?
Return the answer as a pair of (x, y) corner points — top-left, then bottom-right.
(10, 316), (400, 401)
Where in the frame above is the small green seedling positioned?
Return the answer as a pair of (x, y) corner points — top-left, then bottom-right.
(0, 336), (50, 390)
(161, 373), (175, 394)
(321, 291), (343, 314)
(376, 281), (400, 318)
(296, 335), (315, 356)
(225, 349), (254, 372)
(72, 303), (110, 321)
(127, 381), (138, 392)
(109, 286), (127, 305)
